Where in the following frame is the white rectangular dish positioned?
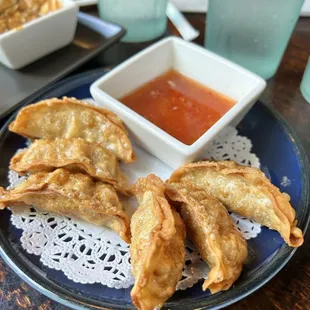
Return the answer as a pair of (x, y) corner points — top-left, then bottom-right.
(91, 36), (266, 169)
(0, 0), (78, 69)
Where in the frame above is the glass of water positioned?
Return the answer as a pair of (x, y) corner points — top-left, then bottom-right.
(301, 57), (310, 104)
(98, 0), (168, 42)
(205, 0), (304, 79)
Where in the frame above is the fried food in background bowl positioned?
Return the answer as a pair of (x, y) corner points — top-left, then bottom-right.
(0, 0), (78, 69)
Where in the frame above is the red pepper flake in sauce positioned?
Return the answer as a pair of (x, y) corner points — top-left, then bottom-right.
(120, 69), (236, 145)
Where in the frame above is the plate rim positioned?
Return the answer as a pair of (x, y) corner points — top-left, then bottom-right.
(0, 68), (309, 310)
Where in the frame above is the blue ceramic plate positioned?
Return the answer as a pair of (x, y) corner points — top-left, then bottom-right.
(0, 68), (309, 310)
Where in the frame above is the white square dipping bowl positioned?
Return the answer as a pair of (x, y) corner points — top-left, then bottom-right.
(0, 0), (78, 69)
(90, 37), (266, 169)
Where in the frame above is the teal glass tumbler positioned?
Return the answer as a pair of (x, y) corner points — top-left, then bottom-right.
(98, 0), (168, 42)
(301, 57), (310, 104)
(205, 0), (304, 79)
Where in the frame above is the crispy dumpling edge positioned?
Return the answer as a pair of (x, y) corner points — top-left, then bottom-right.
(165, 181), (248, 294)
(168, 160), (304, 248)
(9, 138), (133, 196)
(8, 97), (136, 163)
(0, 169), (131, 243)
(130, 174), (185, 309)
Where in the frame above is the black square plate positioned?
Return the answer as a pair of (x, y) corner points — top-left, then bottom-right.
(0, 12), (125, 119)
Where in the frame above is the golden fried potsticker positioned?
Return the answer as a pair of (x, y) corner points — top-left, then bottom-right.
(168, 160), (303, 247)
(0, 169), (130, 243)
(166, 182), (248, 294)
(10, 138), (131, 195)
(9, 97), (135, 163)
(130, 174), (185, 310)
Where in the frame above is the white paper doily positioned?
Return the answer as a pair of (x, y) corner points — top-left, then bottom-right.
(6, 100), (262, 291)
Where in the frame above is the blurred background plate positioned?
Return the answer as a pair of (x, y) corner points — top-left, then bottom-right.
(0, 68), (309, 310)
(0, 13), (125, 120)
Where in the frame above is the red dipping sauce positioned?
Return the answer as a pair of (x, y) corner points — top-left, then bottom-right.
(120, 69), (236, 145)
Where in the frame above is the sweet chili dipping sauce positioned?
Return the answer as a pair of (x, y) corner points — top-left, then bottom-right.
(120, 69), (236, 145)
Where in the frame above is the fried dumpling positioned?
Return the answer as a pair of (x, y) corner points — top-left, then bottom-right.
(168, 160), (303, 247)
(9, 97), (135, 163)
(130, 175), (185, 310)
(166, 182), (248, 294)
(0, 169), (130, 243)
(10, 138), (131, 195)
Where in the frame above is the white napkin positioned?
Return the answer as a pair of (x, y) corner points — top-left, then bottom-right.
(171, 0), (310, 16)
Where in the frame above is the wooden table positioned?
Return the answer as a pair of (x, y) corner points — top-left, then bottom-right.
(0, 11), (310, 310)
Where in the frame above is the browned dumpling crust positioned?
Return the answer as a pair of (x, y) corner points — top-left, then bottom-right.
(130, 174), (185, 310)
(10, 138), (131, 195)
(9, 97), (135, 163)
(166, 182), (248, 294)
(0, 169), (130, 243)
(168, 160), (303, 247)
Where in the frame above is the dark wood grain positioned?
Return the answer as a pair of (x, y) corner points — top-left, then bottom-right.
(0, 9), (310, 310)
